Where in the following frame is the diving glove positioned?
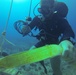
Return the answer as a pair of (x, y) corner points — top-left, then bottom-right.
(21, 25), (31, 37)
(59, 40), (74, 58)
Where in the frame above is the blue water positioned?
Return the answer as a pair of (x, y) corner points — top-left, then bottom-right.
(0, 0), (76, 51)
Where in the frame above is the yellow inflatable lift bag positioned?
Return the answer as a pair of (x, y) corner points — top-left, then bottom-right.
(0, 44), (63, 69)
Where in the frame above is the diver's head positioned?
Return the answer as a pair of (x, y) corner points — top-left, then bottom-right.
(53, 2), (68, 18)
(38, 0), (68, 19)
(38, 0), (55, 18)
(40, 0), (54, 8)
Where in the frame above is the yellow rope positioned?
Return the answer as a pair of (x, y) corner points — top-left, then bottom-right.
(0, 44), (63, 68)
(0, 40), (75, 69)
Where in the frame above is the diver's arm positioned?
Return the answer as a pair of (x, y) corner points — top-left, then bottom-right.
(59, 19), (75, 59)
(28, 16), (42, 29)
(60, 19), (75, 43)
(22, 16), (42, 36)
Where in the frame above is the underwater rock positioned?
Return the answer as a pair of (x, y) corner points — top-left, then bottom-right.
(0, 52), (8, 57)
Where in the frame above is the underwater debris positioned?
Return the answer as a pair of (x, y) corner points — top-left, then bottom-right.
(0, 72), (10, 75)
(0, 68), (19, 75)
(30, 63), (37, 67)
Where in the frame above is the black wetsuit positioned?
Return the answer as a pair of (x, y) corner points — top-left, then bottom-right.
(26, 16), (75, 75)
(28, 16), (75, 47)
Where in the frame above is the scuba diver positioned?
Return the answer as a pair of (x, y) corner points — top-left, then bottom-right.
(14, 0), (75, 75)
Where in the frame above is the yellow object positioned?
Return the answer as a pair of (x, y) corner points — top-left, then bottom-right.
(0, 44), (63, 69)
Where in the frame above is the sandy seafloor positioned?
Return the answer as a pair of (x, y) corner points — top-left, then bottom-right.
(0, 52), (76, 75)
(0, 38), (76, 75)
(13, 59), (76, 75)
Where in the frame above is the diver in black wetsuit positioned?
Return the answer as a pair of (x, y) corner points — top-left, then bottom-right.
(14, 0), (75, 75)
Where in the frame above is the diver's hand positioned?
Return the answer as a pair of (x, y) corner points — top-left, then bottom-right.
(21, 25), (31, 37)
(59, 40), (74, 58)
